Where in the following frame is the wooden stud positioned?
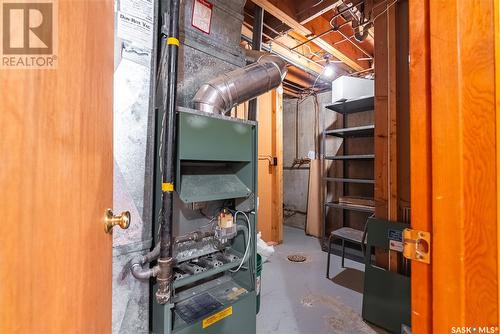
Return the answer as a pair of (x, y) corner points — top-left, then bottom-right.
(273, 89), (284, 243)
(373, 0), (396, 270)
(257, 90), (283, 243)
(408, 0), (432, 331)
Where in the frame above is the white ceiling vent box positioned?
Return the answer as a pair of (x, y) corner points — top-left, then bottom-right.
(331, 76), (374, 103)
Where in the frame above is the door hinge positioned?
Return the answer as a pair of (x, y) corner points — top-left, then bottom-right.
(402, 228), (431, 264)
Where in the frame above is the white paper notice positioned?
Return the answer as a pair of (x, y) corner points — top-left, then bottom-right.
(192, 0), (213, 34)
(117, 11), (153, 50)
(120, 0), (154, 22)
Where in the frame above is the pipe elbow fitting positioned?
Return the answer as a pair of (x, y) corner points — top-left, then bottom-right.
(354, 22), (372, 42)
(192, 53), (287, 115)
(131, 263), (160, 280)
(129, 244), (161, 281)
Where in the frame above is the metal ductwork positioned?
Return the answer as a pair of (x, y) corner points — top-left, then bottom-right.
(353, 21), (372, 42)
(193, 53), (287, 115)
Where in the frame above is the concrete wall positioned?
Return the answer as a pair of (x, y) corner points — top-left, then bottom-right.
(283, 92), (341, 230)
(283, 91), (374, 234)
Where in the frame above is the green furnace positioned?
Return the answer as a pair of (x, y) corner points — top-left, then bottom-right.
(153, 108), (257, 334)
(127, 6), (287, 329)
(151, 108), (258, 334)
(145, 44), (286, 333)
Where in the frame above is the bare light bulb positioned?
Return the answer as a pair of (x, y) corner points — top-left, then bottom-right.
(324, 64), (335, 78)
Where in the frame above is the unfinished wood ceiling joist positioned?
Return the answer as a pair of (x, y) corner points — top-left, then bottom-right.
(241, 25), (323, 75)
(250, 0), (365, 72)
(302, 14), (373, 68)
(296, 0), (339, 25)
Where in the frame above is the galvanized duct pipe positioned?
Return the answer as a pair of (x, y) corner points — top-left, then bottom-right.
(192, 53), (287, 115)
(353, 20), (373, 42)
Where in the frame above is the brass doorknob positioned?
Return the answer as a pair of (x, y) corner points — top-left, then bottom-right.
(104, 209), (130, 233)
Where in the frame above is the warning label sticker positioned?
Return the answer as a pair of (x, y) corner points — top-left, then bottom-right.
(202, 306), (233, 329)
(192, 0), (213, 34)
(388, 229), (403, 252)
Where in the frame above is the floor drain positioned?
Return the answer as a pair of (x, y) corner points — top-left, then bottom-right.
(287, 254), (307, 263)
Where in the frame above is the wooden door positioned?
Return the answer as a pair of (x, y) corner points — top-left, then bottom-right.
(0, 1), (114, 332)
(497, 0), (500, 327)
(257, 89), (283, 244)
(409, 0), (499, 332)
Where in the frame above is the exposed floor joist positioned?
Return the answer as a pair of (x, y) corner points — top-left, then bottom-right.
(241, 25), (324, 75)
(296, 0), (340, 25)
(251, 0), (364, 72)
(303, 14), (373, 66)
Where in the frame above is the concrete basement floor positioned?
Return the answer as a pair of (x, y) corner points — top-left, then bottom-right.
(257, 226), (387, 334)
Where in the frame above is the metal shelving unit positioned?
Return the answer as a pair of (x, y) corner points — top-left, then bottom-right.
(325, 154), (375, 160)
(325, 202), (375, 213)
(325, 96), (374, 113)
(322, 95), (375, 251)
(324, 177), (375, 184)
(325, 125), (374, 138)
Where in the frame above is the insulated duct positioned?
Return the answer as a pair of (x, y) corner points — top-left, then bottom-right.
(192, 53), (287, 115)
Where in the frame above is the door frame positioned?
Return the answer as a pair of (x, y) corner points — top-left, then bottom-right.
(409, 0), (499, 332)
